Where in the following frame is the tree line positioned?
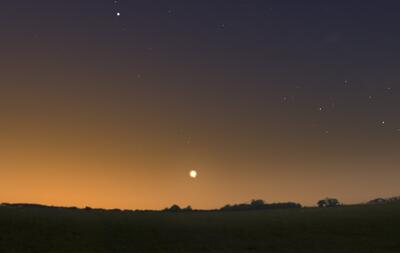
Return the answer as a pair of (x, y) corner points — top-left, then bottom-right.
(4, 195), (399, 213)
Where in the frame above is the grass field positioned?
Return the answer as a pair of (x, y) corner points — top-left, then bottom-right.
(0, 203), (399, 252)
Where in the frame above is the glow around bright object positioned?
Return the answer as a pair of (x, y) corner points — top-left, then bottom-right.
(190, 170), (197, 178)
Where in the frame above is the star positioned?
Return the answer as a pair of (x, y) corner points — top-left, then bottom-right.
(117, 12), (121, 16)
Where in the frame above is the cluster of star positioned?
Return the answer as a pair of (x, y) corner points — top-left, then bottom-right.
(103, 1), (399, 184)
(280, 80), (398, 135)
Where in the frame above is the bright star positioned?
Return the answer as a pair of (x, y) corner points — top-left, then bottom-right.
(189, 170), (197, 179)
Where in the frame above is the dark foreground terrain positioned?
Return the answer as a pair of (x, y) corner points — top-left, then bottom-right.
(0, 203), (399, 253)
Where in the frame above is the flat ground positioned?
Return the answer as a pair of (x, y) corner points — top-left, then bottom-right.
(0, 203), (399, 253)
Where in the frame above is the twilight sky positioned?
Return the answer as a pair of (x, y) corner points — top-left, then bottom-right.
(1, 1), (400, 209)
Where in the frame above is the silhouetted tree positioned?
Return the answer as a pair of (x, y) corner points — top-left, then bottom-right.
(183, 205), (192, 211)
(163, 204), (181, 212)
(317, 198), (340, 207)
(368, 196), (400, 205)
(251, 199), (265, 207)
(220, 200), (301, 211)
(368, 198), (386, 205)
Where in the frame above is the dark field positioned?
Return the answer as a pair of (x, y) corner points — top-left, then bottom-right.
(0, 204), (399, 253)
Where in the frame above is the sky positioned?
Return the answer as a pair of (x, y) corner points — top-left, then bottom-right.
(1, 1), (400, 210)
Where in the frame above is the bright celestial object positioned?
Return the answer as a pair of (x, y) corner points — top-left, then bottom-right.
(117, 12), (121, 16)
(189, 170), (197, 178)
